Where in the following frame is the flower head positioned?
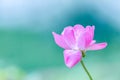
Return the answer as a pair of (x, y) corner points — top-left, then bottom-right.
(52, 24), (107, 68)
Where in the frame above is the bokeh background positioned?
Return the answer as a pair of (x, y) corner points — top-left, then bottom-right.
(0, 0), (120, 80)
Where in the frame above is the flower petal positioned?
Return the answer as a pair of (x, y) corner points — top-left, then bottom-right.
(62, 27), (76, 49)
(61, 26), (73, 35)
(84, 26), (95, 47)
(73, 25), (95, 50)
(86, 25), (95, 40)
(52, 32), (70, 49)
(73, 24), (84, 40)
(64, 50), (82, 68)
(77, 33), (86, 50)
(87, 42), (107, 50)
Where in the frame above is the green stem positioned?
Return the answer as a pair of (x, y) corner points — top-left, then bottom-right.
(81, 60), (93, 80)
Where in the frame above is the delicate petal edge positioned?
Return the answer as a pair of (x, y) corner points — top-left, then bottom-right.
(52, 32), (70, 49)
(64, 50), (82, 68)
(87, 42), (107, 50)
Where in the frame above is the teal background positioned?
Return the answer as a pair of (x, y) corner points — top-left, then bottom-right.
(0, 0), (120, 80)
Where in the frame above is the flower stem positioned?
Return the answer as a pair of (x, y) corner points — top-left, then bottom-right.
(81, 60), (93, 80)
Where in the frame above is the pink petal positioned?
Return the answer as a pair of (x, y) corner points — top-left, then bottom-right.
(89, 40), (96, 45)
(73, 24), (84, 32)
(62, 27), (76, 49)
(86, 26), (95, 39)
(83, 26), (95, 48)
(87, 42), (107, 50)
(73, 24), (84, 40)
(61, 26), (73, 35)
(52, 32), (70, 49)
(77, 33), (86, 50)
(64, 50), (82, 68)
(74, 25), (95, 50)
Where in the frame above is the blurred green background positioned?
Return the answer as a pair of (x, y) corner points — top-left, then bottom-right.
(0, 0), (120, 80)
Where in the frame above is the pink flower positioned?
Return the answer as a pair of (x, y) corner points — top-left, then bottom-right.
(52, 24), (107, 68)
